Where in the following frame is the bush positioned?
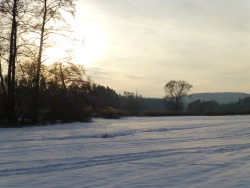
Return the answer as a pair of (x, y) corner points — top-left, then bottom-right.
(142, 110), (186, 116)
(96, 108), (127, 119)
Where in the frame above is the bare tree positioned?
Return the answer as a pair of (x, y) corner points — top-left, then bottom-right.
(32, 0), (76, 123)
(45, 60), (89, 122)
(0, 0), (19, 124)
(164, 80), (193, 111)
(0, 0), (33, 124)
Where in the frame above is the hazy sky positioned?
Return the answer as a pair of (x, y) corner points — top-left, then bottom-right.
(72, 0), (250, 98)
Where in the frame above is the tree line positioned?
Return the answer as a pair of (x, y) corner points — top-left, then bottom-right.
(0, 0), (78, 125)
(163, 80), (250, 115)
(187, 97), (250, 115)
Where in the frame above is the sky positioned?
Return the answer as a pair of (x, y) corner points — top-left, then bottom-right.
(67, 0), (250, 98)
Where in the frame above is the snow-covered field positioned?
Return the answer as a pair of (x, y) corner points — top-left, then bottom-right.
(0, 116), (250, 188)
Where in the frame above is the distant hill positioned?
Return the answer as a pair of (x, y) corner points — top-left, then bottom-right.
(142, 92), (250, 111)
(184, 92), (250, 104)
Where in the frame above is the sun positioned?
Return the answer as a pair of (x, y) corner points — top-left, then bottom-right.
(72, 21), (107, 67)
(43, 44), (69, 63)
(43, 21), (106, 67)
(43, 4), (107, 67)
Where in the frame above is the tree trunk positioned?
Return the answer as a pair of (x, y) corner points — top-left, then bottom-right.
(7, 0), (18, 125)
(33, 0), (47, 123)
(59, 63), (71, 121)
(0, 60), (6, 98)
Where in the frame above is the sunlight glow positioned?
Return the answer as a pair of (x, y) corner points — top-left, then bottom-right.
(43, 19), (107, 68)
(43, 44), (70, 63)
(43, 1), (108, 67)
(72, 22), (107, 67)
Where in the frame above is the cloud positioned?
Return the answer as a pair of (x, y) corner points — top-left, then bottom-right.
(86, 67), (116, 82)
(124, 74), (143, 80)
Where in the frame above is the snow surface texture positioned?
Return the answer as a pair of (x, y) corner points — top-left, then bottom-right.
(0, 116), (250, 188)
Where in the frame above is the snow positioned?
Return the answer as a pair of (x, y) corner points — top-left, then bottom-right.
(0, 116), (250, 188)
